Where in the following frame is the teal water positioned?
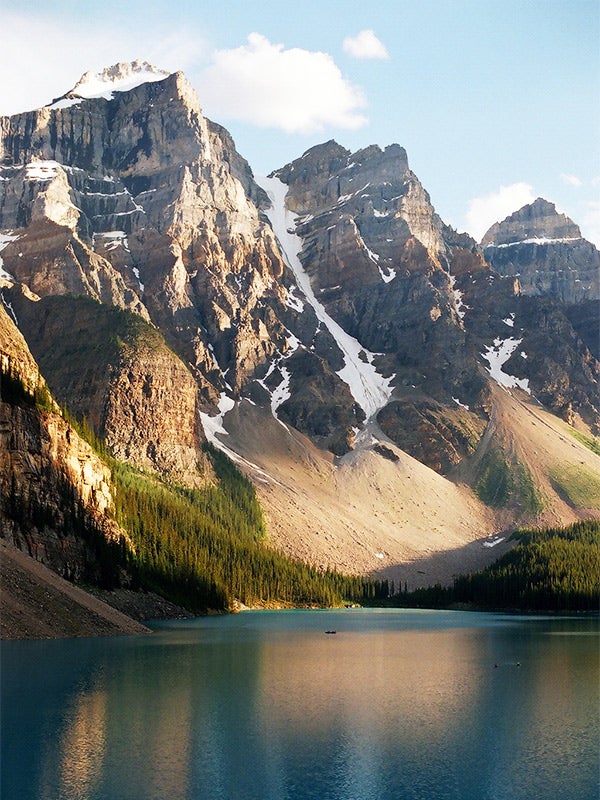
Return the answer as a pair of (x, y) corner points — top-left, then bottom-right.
(1, 609), (598, 800)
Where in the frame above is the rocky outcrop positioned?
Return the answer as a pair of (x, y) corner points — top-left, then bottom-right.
(8, 294), (207, 483)
(505, 298), (600, 430)
(270, 141), (491, 458)
(275, 140), (447, 281)
(0, 304), (126, 580)
(482, 198), (600, 303)
(482, 198), (581, 246)
(378, 398), (486, 474)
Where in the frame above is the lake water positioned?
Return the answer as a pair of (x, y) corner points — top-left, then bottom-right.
(1, 609), (598, 800)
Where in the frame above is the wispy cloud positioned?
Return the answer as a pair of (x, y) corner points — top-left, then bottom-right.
(199, 34), (368, 134)
(343, 30), (389, 60)
(560, 173), (583, 187)
(466, 182), (536, 242)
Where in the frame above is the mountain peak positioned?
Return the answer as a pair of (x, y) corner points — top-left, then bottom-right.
(481, 196), (582, 248)
(49, 60), (171, 107)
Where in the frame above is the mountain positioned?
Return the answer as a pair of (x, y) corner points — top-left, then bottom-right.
(482, 197), (600, 304)
(1, 63), (599, 623)
(481, 198), (600, 427)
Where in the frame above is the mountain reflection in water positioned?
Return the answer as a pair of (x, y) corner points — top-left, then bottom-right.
(2, 610), (598, 800)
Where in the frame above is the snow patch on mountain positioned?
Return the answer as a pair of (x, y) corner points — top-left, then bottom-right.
(0, 293), (18, 325)
(482, 337), (530, 393)
(356, 228), (396, 283)
(269, 364), (292, 419)
(24, 161), (61, 181)
(449, 275), (467, 320)
(257, 175), (395, 419)
(200, 393), (281, 484)
(0, 233), (19, 282)
(93, 231), (130, 253)
(452, 396), (470, 410)
(285, 285), (304, 312)
(484, 236), (582, 249)
(200, 393), (235, 444)
(49, 61), (170, 107)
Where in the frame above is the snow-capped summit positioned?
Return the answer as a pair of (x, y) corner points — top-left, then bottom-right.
(49, 60), (170, 107)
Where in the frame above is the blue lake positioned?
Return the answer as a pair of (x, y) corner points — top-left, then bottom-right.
(1, 609), (598, 800)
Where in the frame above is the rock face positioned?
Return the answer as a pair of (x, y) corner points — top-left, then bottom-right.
(267, 142), (496, 464)
(0, 62), (598, 523)
(0, 64), (289, 410)
(0, 63), (298, 470)
(0, 304), (125, 580)
(482, 198), (600, 303)
(9, 294), (207, 483)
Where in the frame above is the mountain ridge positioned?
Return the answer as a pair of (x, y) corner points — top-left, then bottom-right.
(1, 63), (598, 624)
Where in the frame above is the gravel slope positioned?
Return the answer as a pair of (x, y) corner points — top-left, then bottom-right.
(0, 540), (150, 639)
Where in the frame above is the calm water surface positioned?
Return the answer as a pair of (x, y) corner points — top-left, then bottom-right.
(1, 609), (598, 800)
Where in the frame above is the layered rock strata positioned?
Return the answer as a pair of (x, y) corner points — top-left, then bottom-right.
(482, 198), (600, 303)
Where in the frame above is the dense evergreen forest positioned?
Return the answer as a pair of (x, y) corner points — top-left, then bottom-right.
(111, 446), (389, 611)
(388, 520), (600, 612)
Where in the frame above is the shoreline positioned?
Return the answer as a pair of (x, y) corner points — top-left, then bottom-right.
(2, 541), (596, 642)
(0, 540), (151, 640)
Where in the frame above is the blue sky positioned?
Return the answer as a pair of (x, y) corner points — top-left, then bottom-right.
(2, 0), (599, 244)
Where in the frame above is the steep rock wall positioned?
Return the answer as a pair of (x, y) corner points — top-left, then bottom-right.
(0, 305), (125, 579)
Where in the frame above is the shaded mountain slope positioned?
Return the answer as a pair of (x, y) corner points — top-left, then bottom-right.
(211, 388), (599, 589)
(0, 539), (149, 639)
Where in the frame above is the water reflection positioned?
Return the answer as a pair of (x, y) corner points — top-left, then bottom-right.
(256, 627), (483, 755)
(1, 611), (597, 800)
(61, 688), (107, 798)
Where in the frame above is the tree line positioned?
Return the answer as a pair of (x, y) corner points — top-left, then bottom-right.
(1, 362), (388, 610)
(112, 447), (389, 611)
(4, 360), (596, 613)
(386, 520), (599, 612)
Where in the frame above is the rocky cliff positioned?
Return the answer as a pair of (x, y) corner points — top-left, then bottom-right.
(8, 292), (208, 483)
(482, 198), (600, 304)
(0, 62), (290, 407)
(265, 142), (494, 463)
(0, 304), (126, 581)
(1, 63), (598, 607)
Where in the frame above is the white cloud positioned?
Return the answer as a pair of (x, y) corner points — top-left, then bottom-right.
(199, 33), (368, 134)
(560, 172), (583, 187)
(343, 30), (389, 60)
(466, 183), (536, 242)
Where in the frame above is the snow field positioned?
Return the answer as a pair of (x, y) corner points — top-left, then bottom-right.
(256, 176), (394, 420)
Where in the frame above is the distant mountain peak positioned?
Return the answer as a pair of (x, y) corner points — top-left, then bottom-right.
(48, 60), (170, 107)
(481, 197), (582, 248)
(482, 196), (599, 304)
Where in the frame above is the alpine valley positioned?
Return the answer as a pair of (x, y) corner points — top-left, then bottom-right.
(1, 62), (599, 634)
